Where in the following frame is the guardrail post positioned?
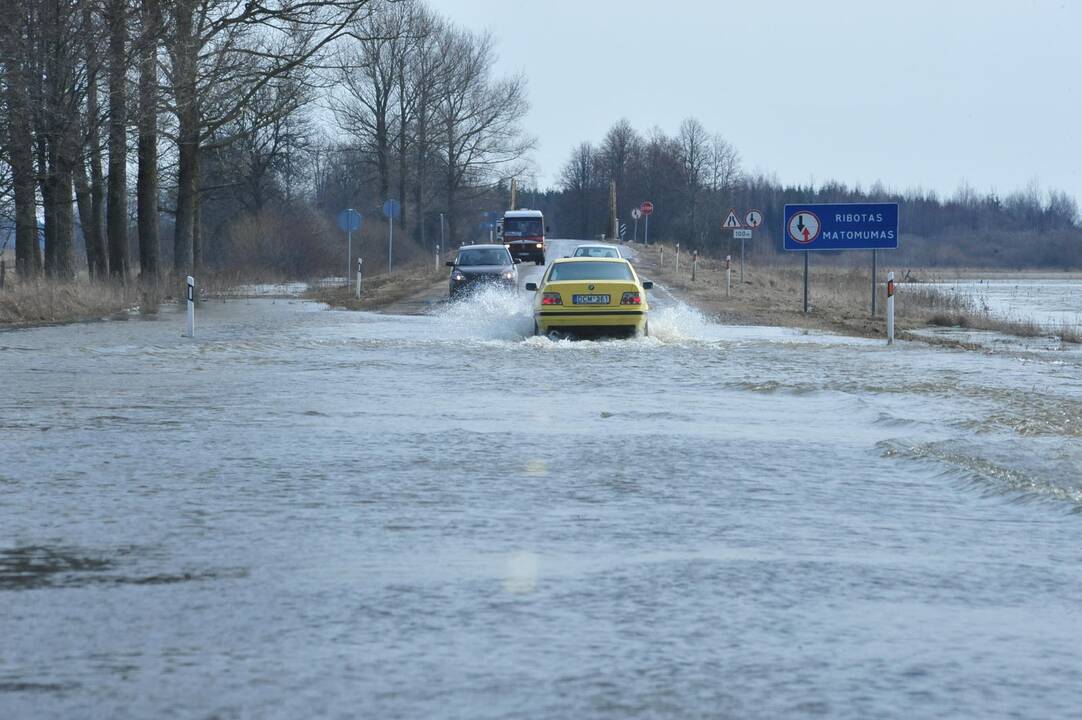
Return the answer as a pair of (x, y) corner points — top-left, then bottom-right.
(886, 271), (895, 344)
(186, 276), (195, 338)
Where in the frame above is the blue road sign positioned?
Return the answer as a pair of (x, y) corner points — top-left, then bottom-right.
(337, 209), (362, 232)
(382, 199), (401, 220)
(783, 203), (898, 251)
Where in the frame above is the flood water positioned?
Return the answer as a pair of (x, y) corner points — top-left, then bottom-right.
(4, 256), (1082, 718)
(926, 277), (1082, 332)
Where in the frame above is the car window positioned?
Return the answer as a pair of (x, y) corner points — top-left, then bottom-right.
(574, 247), (618, 258)
(457, 249), (510, 266)
(502, 218), (543, 237)
(548, 262), (634, 281)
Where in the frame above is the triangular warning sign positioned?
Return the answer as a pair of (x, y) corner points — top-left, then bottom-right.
(722, 209), (741, 229)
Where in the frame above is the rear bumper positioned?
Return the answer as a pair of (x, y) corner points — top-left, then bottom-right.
(507, 242), (544, 261)
(537, 309), (645, 331)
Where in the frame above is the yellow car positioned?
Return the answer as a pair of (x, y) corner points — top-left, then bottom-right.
(525, 257), (653, 338)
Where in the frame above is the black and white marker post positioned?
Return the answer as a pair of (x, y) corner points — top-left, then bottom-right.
(186, 275), (195, 337)
(887, 271), (895, 345)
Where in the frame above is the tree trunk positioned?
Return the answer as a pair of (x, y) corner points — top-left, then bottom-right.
(172, 0), (197, 275)
(106, 0), (128, 278)
(137, 0), (160, 280)
(2, 19), (39, 278)
(53, 132), (78, 279)
(74, 162), (96, 271)
(192, 186), (203, 273)
(83, 0), (107, 278)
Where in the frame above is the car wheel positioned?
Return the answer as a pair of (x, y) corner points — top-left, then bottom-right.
(536, 257), (544, 265)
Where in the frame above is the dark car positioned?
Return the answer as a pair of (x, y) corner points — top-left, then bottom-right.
(447, 244), (520, 299)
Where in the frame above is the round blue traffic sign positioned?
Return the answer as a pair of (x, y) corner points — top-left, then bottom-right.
(337, 209), (362, 232)
(382, 199), (401, 220)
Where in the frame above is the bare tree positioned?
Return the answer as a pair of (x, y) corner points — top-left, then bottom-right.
(165, 0), (369, 275)
(677, 117), (709, 242)
(559, 142), (599, 238)
(106, 0), (129, 278)
(434, 27), (532, 245)
(136, 0), (161, 280)
(1, 3), (41, 277)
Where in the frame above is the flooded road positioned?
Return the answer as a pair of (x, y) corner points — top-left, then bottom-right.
(4, 258), (1082, 718)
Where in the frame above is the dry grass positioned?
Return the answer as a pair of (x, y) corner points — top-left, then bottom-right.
(0, 277), (161, 327)
(305, 262), (445, 312)
(638, 244), (1077, 343)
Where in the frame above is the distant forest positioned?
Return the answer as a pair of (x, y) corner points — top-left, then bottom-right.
(532, 118), (1082, 269)
(1, 0), (1079, 281)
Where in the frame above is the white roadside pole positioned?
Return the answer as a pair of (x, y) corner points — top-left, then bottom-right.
(675, 244), (680, 272)
(356, 258), (363, 298)
(725, 256), (732, 297)
(186, 276), (195, 338)
(887, 271), (896, 345)
(388, 214), (394, 274)
(435, 243), (441, 271)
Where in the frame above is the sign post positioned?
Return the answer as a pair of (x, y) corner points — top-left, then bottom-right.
(733, 228), (753, 285)
(337, 208), (363, 285)
(640, 201), (654, 245)
(783, 202), (900, 316)
(871, 250), (878, 316)
(631, 207), (642, 243)
(383, 199), (401, 273)
(742, 209), (763, 285)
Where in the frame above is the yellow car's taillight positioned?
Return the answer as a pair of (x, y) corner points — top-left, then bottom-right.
(541, 292), (562, 305)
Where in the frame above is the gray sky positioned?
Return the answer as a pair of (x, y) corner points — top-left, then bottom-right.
(436, 0), (1082, 204)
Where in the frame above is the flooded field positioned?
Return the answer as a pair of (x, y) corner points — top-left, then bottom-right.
(3, 284), (1082, 718)
(925, 277), (1082, 332)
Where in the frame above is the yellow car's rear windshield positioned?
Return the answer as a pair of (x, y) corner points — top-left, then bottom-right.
(549, 262), (633, 281)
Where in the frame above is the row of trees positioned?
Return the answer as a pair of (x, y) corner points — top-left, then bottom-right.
(0, 0), (534, 281)
(534, 118), (1081, 268)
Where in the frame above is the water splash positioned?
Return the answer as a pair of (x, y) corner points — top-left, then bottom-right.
(431, 286), (535, 341)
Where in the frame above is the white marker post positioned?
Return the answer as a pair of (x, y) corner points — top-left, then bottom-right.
(725, 255), (732, 298)
(676, 244), (680, 272)
(356, 258), (363, 298)
(886, 271), (895, 345)
(186, 275), (195, 338)
(660, 244), (664, 267)
(692, 250), (698, 282)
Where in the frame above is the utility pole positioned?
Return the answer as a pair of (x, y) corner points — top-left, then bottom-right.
(609, 181), (618, 243)
(510, 178), (518, 210)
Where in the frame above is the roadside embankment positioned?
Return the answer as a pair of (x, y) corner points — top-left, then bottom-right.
(633, 244), (1080, 344)
(305, 263), (447, 314)
(0, 277), (160, 328)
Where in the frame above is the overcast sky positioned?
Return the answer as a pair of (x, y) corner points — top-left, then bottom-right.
(436, 0), (1082, 203)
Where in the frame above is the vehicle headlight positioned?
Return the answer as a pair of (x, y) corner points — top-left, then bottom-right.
(501, 270), (515, 279)
(536, 243), (543, 248)
(452, 272), (466, 282)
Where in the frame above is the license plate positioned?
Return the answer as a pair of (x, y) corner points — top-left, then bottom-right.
(573, 294), (610, 305)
